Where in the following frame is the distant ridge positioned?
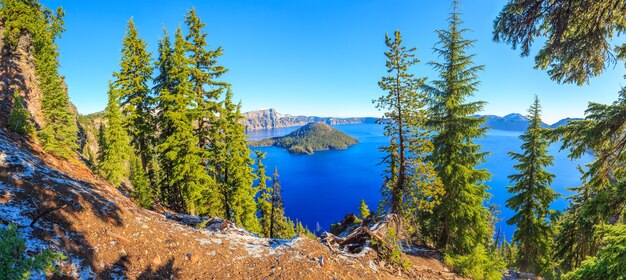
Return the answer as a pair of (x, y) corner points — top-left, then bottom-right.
(242, 109), (377, 131)
(242, 109), (580, 132)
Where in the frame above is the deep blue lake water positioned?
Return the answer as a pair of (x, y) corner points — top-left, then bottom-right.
(248, 123), (593, 239)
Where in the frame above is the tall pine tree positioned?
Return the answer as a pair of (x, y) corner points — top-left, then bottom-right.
(374, 30), (443, 222)
(114, 18), (154, 171)
(424, 0), (492, 254)
(268, 167), (295, 239)
(99, 82), (131, 186)
(506, 96), (558, 275)
(156, 27), (212, 215)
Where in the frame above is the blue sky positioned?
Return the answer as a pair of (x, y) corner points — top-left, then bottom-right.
(43, 0), (625, 124)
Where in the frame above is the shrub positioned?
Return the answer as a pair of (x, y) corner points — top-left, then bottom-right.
(444, 244), (504, 280)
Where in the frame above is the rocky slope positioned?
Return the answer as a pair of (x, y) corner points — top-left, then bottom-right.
(0, 128), (464, 279)
(242, 109), (377, 131)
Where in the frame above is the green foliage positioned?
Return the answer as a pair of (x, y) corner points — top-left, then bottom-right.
(496, 238), (518, 269)
(130, 154), (153, 208)
(494, 0), (626, 85)
(261, 167), (296, 238)
(294, 220), (316, 239)
(444, 244), (505, 280)
(374, 30), (443, 220)
(563, 224), (626, 280)
(99, 83), (131, 186)
(113, 18), (154, 171)
(8, 91), (33, 135)
(506, 96), (558, 275)
(250, 122), (358, 155)
(359, 199), (371, 220)
(156, 28), (212, 215)
(371, 227), (412, 270)
(424, 1), (492, 254)
(1, 0), (78, 158)
(255, 151), (273, 237)
(0, 223), (65, 279)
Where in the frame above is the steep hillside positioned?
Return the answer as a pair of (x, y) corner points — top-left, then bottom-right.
(242, 109), (377, 131)
(250, 122), (359, 154)
(0, 128), (462, 279)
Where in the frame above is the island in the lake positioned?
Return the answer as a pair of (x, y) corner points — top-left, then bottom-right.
(249, 122), (359, 154)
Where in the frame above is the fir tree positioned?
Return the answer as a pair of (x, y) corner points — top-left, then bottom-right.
(506, 96), (558, 275)
(8, 90), (33, 135)
(215, 90), (260, 233)
(359, 199), (371, 220)
(99, 83), (130, 186)
(130, 154), (153, 208)
(96, 122), (106, 171)
(424, 0), (493, 255)
(113, 18), (154, 171)
(268, 167), (295, 238)
(184, 8), (228, 152)
(374, 30), (443, 221)
(255, 151), (273, 237)
(156, 27), (212, 215)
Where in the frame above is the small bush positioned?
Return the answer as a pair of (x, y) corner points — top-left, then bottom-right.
(371, 227), (412, 270)
(0, 223), (65, 279)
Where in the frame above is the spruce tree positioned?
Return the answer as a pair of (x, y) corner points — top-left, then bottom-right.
(99, 82), (131, 186)
(506, 96), (558, 275)
(255, 151), (273, 237)
(130, 154), (153, 208)
(156, 27), (212, 215)
(113, 18), (154, 171)
(374, 30), (443, 221)
(8, 90), (33, 135)
(424, 1), (492, 254)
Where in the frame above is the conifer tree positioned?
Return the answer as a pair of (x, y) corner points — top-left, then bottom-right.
(8, 90), (33, 135)
(359, 199), (371, 220)
(156, 28), (212, 215)
(423, 1), (492, 254)
(374, 30), (443, 221)
(268, 167), (295, 238)
(96, 122), (105, 170)
(99, 83), (130, 186)
(214, 90), (260, 232)
(114, 18), (154, 171)
(1, 0), (77, 157)
(506, 96), (558, 275)
(130, 154), (153, 208)
(184, 8), (228, 152)
(255, 151), (273, 237)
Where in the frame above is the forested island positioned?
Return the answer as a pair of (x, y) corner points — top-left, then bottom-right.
(249, 122), (358, 154)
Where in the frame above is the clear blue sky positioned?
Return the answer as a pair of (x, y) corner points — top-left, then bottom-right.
(43, 0), (625, 124)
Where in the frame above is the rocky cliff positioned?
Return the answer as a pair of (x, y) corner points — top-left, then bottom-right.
(242, 109), (377, 131)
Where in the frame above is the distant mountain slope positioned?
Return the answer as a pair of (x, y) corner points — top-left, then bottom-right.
(242, 109), (377, 131)
(250, 122), (358, 154)
(243, 109), (577, 132)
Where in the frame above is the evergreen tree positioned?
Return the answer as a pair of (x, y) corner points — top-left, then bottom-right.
(8, 90), (33, 135)
(214, 90), (260, 233)
(156, 27), (212, 215)
(423, 0), (492, 255)
(494, 0), (626, 85)
(506, 96), (558, 275)
(99, 83), (131, 186)
(374, 30), (443, 221)
(184, 8), (228, 152)
(255, 151), (273, 237)
(295, 220), (315, 239)
(130, 154), (153, 208)
(268, 167), (295, 238)
(96, 122), (106, 171)
(359, 199), (371, 220)
(113, 18), (154, 171)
